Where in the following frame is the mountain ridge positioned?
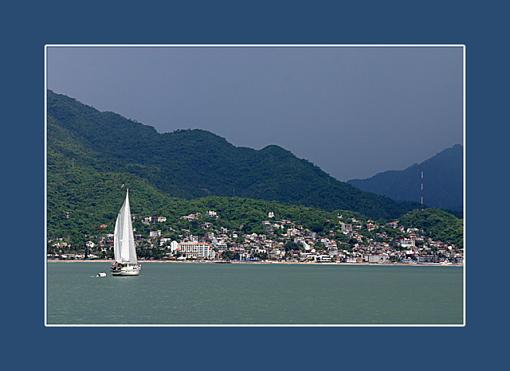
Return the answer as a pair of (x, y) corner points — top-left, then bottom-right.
(47, 90), (421, 219)
(348, 144), (463, 213)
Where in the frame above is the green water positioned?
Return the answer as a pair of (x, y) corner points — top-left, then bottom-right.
(47, 262), (463, 325)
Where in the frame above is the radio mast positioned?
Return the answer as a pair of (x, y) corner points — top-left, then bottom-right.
(420, 170), (424, 205)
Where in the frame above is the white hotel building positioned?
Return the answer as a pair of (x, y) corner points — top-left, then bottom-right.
(177, 241), (215, 259)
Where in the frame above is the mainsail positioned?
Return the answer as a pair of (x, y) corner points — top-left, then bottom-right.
(113, 190), (137, 264)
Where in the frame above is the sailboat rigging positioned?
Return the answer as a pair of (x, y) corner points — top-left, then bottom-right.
(111, 189), (141, 276)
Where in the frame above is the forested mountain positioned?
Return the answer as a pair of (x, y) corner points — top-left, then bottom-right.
(349, 145), (463, 214)
(47, 126), (358, 243)
(48, 90), (419, 219)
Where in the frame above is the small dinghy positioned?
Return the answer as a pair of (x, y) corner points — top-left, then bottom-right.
(96, 272), (107, 277)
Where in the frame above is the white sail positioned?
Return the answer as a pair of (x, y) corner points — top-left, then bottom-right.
(113, 189), (137, 264)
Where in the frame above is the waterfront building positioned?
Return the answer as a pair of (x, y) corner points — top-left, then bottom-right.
(178, 241), (215, 259)
(316, 254), (332, 262)
(170, 240), (179, 252)
(366, 254), (389, 264)
(416, 255), (436, 263)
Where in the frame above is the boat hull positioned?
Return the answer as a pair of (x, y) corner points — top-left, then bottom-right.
(111, 264), (141, 276)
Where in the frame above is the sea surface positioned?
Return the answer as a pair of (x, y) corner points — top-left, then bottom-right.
(47, 262), (463, 325)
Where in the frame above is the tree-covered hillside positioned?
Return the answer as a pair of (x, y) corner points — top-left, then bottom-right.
(48, 155), (356, 244)
(47, 90), (420, 219)
(47, 105), (462, 249)
(399, 208), (463, 248)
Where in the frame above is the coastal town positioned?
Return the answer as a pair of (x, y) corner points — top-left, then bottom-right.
(47, 209), (464, 266)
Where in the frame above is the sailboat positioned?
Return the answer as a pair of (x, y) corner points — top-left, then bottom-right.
(111, 189), (141, 276)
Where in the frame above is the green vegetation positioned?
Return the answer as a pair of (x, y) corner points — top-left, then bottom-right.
(399, 209), (463, 248)
(48, 150), (354, 243)
(47, 90), (419, 220)
(47, 90), (462, 248)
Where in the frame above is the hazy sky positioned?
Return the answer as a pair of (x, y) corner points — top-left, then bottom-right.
(47, 46), (463, 180)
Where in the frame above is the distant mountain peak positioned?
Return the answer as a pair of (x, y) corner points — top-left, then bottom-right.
(260, 144), (293, 155)
(168, 128), (231, 143)
(348, 144), (463, 213)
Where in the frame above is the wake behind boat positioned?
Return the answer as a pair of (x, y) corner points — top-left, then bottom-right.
(111, 189), (141, 276)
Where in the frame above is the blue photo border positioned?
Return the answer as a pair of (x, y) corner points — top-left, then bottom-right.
(3, 0), (505, 369)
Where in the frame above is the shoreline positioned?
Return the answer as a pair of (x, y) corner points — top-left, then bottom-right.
(47, 259), (462, 267)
